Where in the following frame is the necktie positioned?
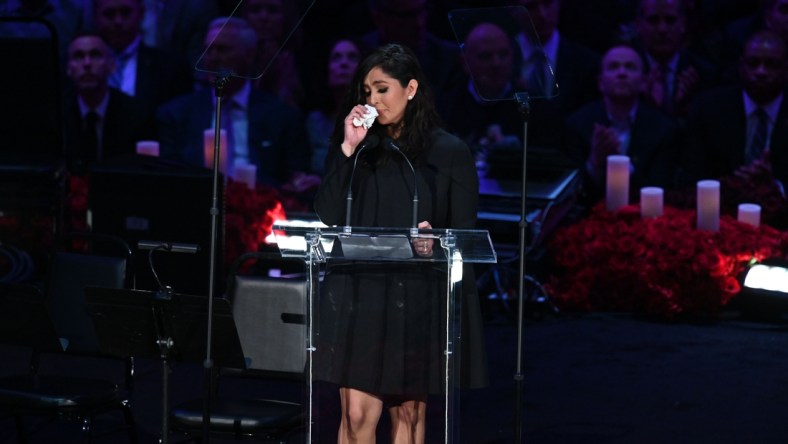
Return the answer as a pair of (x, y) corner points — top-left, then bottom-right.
(84, 111), (100, 160)
(648, 64), (665, 108)
(660, 65), (674, 114)
(747, 108), (769, 163)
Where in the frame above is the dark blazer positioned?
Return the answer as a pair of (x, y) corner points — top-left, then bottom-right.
(156, 87), (310, 186)
(529, 36), (601, 150)
(133, 44), (193, 116)
(439, 82), (522, 149)
(639, 48), (719, 121)
(682, 85), (788, 187)
(63, 87), (154, 169)
(564, 100), (679, 203)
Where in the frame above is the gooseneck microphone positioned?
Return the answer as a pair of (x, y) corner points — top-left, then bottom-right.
(385, 138), (419, 235)
(344, 133), (380, 231)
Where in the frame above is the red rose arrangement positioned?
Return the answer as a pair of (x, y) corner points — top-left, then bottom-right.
(665, 170), (787, 228)
(545, 202), (788, 318)
(224, 179), (287, 266)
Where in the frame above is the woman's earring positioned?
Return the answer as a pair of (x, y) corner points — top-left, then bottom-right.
(408, 95), (413, 100)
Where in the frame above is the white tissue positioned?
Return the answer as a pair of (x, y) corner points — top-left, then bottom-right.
(352, 105), (379, 129)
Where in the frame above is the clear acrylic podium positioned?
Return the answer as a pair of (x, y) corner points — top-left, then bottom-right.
(273, 224), (496, 443)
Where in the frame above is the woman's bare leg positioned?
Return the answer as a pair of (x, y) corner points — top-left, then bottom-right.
(338, 387), (383, 443)
(389, 397), (427, 444)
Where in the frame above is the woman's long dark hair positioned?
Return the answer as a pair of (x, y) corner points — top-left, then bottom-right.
(329, 43), (442, 162)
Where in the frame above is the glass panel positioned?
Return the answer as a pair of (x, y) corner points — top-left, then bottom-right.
(448, 6), (559, 102)
(274, 226), (495, 443)
(194, 0), (315, 80)
(273, 224), (497, 264)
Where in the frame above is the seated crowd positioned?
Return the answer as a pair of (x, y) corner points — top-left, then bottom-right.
(1, 0), (786, 218)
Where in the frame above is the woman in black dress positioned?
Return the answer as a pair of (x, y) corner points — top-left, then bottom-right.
(314, 43), (487, 443)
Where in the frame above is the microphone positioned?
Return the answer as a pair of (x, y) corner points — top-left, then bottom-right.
(344, 133), (380, 231)
(385, 138), (419, 236)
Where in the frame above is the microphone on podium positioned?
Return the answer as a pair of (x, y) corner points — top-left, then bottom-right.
(344, 133), (380, 231)
(385, 138), (419, 236)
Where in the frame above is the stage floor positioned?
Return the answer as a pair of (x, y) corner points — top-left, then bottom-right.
(3, 309), (788, 443)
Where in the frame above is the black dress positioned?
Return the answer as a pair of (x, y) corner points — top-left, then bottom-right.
(313, 129), (488, 396)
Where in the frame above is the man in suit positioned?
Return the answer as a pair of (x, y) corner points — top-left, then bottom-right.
(509, 0), (601, 149)
(63, 32), (153, 170)
(93, 0), (193, 117)
(156, 17), (310, 187)
(634, 0), (718, 122)
(440, 21), (522, 150)
(564, 44), (679, 206)
(682, 29), (788, 189)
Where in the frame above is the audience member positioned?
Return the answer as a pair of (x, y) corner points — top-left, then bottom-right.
(440, 21), (523, 151)
(634, 0), (717, 122)
(156, 17), (310, 188)
(361, 0), (462, 101)
(240, 0), (308, 110)
(681, 30), (788, 188)
(305, 36), (363, 174)
(498, 0), (601, 150)
(564, 45), (679, 206)
(93, 0), (193, 116)
(63, 32), (153, 171)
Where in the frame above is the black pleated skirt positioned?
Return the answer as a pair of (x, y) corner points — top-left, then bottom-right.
(314, 261), (488, 396)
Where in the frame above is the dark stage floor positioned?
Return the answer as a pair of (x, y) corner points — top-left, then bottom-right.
(3, 306), (788, 443)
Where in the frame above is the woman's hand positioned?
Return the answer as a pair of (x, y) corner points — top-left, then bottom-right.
(413, 220), (434, 257)
(341, 105), (371, 157)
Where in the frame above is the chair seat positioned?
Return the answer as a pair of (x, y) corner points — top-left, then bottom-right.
(0, 374), (120, 410)
(170, 397), (303, 434)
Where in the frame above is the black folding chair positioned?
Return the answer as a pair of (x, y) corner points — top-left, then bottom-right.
(0, 233), (138, 443)
(169, 252), (307, 442)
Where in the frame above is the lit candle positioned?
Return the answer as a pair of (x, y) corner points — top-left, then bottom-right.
(696, 180), (720, 231)
(234, 163), (257, 190)
(606, 155), (630, 211)
(203, 129), (228, 175)
(136, 140), (159, 157)
(640, 187), (663, 218)
(738, 203), (761, 227)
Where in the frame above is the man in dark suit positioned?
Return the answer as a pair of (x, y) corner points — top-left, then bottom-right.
(509, 0), (601, 149)
(682, 29), (788, 189)
(440, 21), (522, 150)
(156, 17), (310, 187)
(564, 44), (679, 206)
(63, 32), (154, 170)
(93, 0), (193, 117)
(634, 0), (718, 122)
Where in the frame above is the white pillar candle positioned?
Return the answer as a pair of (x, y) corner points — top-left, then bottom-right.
(640, 187), (663, 218)
(737, 203), (761, 227)
(203, 129), (228, 175)
(234, 163), (257, 190)
(696, 180), (720, 231)
(606, 155), (630, 211)
(136, 140), (159, 157)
